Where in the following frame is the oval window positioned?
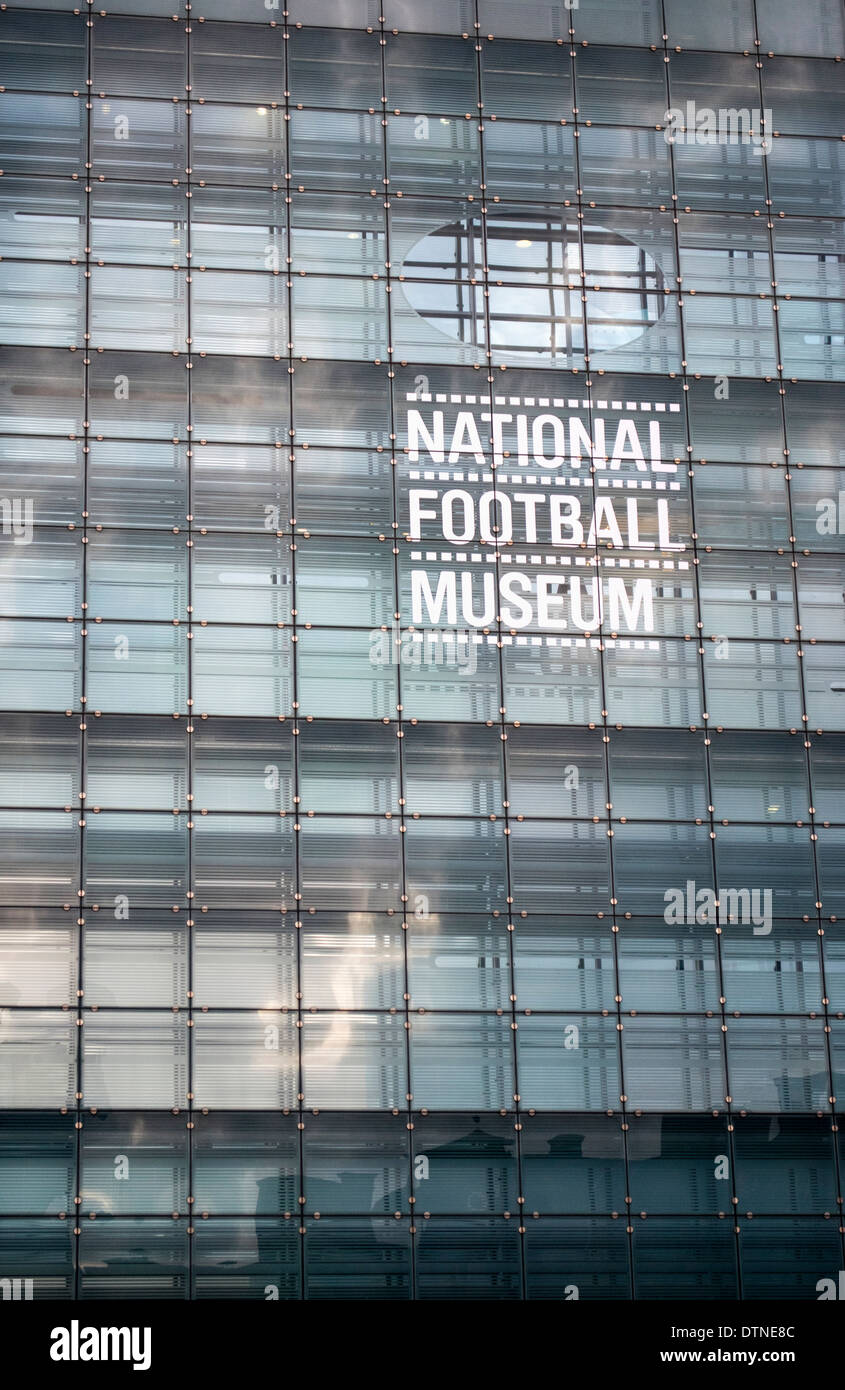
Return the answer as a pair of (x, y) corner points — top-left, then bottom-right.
(401, 214), (666, 361)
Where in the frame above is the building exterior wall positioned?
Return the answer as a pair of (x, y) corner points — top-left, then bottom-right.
(0, 0), (844, 1299)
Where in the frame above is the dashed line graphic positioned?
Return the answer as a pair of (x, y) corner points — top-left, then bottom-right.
(410, 551), (689, 570)
(405, 632), (661, 651)
(405, 392), (682, 412)
(407, 470), (682, 489)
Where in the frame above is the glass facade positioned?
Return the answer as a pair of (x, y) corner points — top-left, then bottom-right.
(0, 0), (844, 1301)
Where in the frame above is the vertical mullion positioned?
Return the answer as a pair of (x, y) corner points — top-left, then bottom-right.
(475, 9), (526, 1301)
(379, 17), (417, 1302)
(569, 21), (634, 1300)
(183, 0), (194, 1300)
(279, 18), (305, 1299)
(72, 8), (95, 1298)
(662, 0), (745, 1298)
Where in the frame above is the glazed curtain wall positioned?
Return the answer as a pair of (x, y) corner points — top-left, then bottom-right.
(1, 0), (845, 1300)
